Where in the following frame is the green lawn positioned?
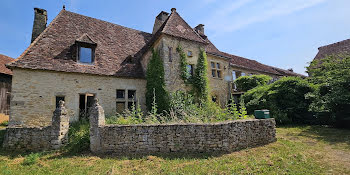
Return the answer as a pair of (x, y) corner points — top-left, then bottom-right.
(0, 125), (349, 175)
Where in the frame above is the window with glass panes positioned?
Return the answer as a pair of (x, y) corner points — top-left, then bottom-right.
(211, 61), (222, 78)
(116, 89), (137, 113)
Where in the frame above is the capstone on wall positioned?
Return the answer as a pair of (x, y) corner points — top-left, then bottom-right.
(9, 68), (146, 127)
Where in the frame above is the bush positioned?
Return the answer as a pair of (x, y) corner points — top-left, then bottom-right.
(242, 77), (314, 124)
(307, 55), (350, 128)
(22, 153), (41, 165)
(65, 119), (90, 154)
(235, 75), (272, 92)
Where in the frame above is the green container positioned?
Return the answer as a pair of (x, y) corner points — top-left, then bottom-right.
(254, 110), (270, 119)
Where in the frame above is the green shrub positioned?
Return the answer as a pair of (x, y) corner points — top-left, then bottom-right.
(235, 74), (272, 92)
(65, 119), (90, 154)
(193, 49), (209, 104)
(307, 55), (350, 128)
(145, 49), (170, 113)
(0, 120), (8, 127)
(22, 153), (41, 165)
(242, 77), (314, 124)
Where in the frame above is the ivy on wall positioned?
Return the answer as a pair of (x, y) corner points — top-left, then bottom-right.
(176, 45), (190, 83)
(193, 49), (209, 104)
(145, 49), (170, 113)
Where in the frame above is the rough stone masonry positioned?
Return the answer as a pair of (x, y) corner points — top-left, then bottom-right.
(89, 99), (277, 154)
(2, 101), (69, 150)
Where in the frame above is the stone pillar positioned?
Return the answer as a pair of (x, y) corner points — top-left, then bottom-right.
(89, 98), (105, 153)
(51, 100), (69, 149)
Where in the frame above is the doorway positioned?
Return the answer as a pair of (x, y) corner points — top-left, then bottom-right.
(79, 93), (95, 120)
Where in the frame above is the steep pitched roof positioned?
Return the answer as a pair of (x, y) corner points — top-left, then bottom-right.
(0, 54), (13, 75)
(313, 38), (350, 61)
(8, 10), (152, 78)
(161, 10), (207, 44)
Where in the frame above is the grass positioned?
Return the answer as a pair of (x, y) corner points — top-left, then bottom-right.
(0, 125), (349, 174)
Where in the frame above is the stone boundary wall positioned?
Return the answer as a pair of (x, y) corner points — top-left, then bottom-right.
(2, 101), (69, 150)
(89, 99), (276, 154)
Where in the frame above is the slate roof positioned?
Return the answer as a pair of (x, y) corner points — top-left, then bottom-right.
(9, 8), (302, 78)
(313, 38), (350, 61)
(8, 10), (152, 78)
(0, 54), (13, 75)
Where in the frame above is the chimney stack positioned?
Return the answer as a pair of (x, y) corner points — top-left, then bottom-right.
(195, 24), (205, 35)
(152, 11), (169, 34)
(31, 8), (47, 43)
(287, 68), (294, 72)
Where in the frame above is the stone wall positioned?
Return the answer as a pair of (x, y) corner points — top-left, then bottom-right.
(3, 101), (69, 150)
(89, 99), (276, 154)
(10, 69), (146, 127)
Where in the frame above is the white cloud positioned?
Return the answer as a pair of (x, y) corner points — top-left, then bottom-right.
(204, 0), (327, 34)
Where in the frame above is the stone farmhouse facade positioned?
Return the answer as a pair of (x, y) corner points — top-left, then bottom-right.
(7, 8), (302, 127)
(0, 54), (13, 114)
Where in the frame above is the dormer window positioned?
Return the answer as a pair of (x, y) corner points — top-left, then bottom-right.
(79, 46), (94, 63)
(75, 33), (97, 64)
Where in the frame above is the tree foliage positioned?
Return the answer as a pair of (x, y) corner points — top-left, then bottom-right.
(176, 46), (191, 83)
(306, 55), (350, 128)
(145, 49), (170, 113)
(242, 77), (314, 124)
(193, 49), (209, 104)
(235, 74), (272, 92)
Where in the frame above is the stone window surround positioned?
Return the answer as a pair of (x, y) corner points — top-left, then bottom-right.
(210, 61), (223, 79)
(116, 89), (137, 112)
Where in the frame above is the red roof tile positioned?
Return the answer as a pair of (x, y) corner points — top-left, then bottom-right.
(0, 54), (14, 75)
(8, 10), (152, 78)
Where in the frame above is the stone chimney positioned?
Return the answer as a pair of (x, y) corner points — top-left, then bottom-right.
(152, 11), (169, 34)
(287, 68), (294, 72)
(195, 24), (205, 35)
(31, 8), (47, 43)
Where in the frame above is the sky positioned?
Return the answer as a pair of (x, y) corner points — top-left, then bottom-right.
(1, 0), (350, 75)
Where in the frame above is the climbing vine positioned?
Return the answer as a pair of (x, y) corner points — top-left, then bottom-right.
(193, 49), (209, 104)
(176, 45), (190, 83)
(145, 49), (170, 113)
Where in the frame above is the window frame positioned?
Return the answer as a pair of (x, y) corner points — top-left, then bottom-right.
(210, 61), (222, 79)
(76, 42), (96, 65)
(116, 89), (137, 113)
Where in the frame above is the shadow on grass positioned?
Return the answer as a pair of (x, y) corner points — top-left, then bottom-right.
(279, 124), (350, 149)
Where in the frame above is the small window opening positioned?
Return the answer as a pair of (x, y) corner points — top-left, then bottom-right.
(186, 64), (194, 78)
(168, 47), (173, 62)
(187, 51), (193, 57)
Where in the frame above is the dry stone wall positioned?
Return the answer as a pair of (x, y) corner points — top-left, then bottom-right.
(89, 99), (276, 154)
(2, 101), (69, 150)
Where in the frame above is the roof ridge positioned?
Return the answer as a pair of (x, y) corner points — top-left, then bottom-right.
(65, 10), (152, 35)
(318, 38), (350, 50)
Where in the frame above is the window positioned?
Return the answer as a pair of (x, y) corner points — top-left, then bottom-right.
(78, 46), (94, 64)
(187, 51), (193, 57)
(211, 61), (222, 78)
(79, 93), (95, 119)
(128, 90), (136, 100)
(232, 71), (237, 81)
(55, 96), (65, 108)
(186, 64), (194, 78)
(212, 96), (217, 103)
(168, 47), (173, 62)
(116, 90), (125, 99)
(116, 89), (137, 113)
(241, 72), (246, 77)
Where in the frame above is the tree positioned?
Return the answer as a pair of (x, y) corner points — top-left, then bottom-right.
(307, 55), (350, 128)
(145, 49), (170, 113)
(235, 74), (272, 92)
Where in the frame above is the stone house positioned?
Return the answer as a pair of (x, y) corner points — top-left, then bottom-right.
(7, 7), (301, 127)
(0, 54), (13, 114)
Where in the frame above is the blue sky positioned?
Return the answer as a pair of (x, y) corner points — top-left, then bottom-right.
(1, 0), (350, 75)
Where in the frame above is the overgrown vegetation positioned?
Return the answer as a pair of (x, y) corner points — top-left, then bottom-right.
(235, 74), (272, 92)
(306, 55), (350, 128)
(22, 153), (41, 166)
(176, 46), (191, 83)
(0, 125), (349, 174)
(107, 91), (249, 125)
(193, 49), (209, 104)
(65, 119), (90, 154)
(145, 49), (170, 113)
(242, 77), (314, 124)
